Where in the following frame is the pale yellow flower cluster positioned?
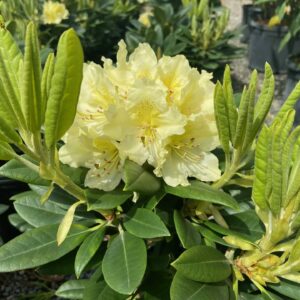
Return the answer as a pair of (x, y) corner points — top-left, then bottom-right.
(42, 1), (69, 25)
(59, 41), (221, 191)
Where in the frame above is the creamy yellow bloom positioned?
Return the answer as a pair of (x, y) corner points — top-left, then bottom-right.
(138, 11), (153, 28)
(42, 1), (69, 25)
(59, 40), (220, 190)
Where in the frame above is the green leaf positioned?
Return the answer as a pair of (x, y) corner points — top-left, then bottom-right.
(0, 158), (50, 185)
(252, 125), (270, 210)
(57, 201), (82, 245)
(21, 22), (42, 132)
(75, 228), (105, 278)
(173, 210), (201, 249)
(86, 187), (132, 210)
(0, 224), (89, 272)
(214, 81), (230, 155)
(165, 180), (239, 210)
(203, 220), (256, 245)
(242, 70), (257, 149)
(45, 28), (83, 148)
(123, 160), (161, 195)
(0, 114), (22, 145)
(0, 204), (8, 214)
(223, 210), (264, 242)
(170, 273), (230, 300)
(269, 279), (300, 300)
(55, 279), (88, 299)
(84, 281), (127, 300)
(8, 213), (33, 232)
(171, 245), (231, 282)
(253, 63), (274, 137)
(124, 208), (170, 239)
(233, 86), (249, 149)
(0, 141), (15, 160)
(0, 26), (25, 127)
(13, 191), (79, 227)
(269, 111), (294, 215)
(223, 65), (237, 142)
(102, 231), (147, 295)
(275, 81), (300, 122)
(41, 52), (55, 123)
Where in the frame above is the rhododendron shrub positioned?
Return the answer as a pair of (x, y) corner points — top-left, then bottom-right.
(0, 23), (300, 300)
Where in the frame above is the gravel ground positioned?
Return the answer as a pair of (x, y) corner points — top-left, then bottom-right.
(0, 271), (63, 300)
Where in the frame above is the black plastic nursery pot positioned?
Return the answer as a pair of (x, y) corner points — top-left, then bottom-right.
(241, 5), (262, 43)
(248, 21), (289, 74)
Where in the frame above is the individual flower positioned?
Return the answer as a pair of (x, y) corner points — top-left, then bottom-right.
(59, 40), (220, 191)
(42, 1), (69, 25)
(138, 10), (153, 28)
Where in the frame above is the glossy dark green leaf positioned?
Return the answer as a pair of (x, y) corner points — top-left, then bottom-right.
(173, 210), (201, 249)
(124, 208), (170, 239)
(165, 180), (239, 210)
(13, 191), (72, 227)
(86, 187), (132, 210)
(55, 279), (88, 299)
(75, 227), (105, 278)
(0, 224), (89, 271)
(269, 279), (300, 300)
(123, 160), (161, 195)
(170, 273), (229, 300)
(102, 231), (147, 295)
(84, 281), (127, 300)
(172, 245), (231, 282)
(0, 159), (49, 185)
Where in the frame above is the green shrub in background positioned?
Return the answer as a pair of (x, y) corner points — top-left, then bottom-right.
(0, 0), (140, 61)
(0, 20), (300, 300)
(126, 0), (243, 78)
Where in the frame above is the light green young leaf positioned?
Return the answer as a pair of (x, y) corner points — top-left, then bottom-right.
(75, 228), (105, 278)
(0, 224), (89, 272)
(275, 81), (300, 122)
(0, 114), (22, 145)
(57, 201), (82, 246)
(102, 232), (147, 295)
(282, 127), (300, 207)
(242, 70), (257, 150)
(41, 52), (55, 123)
(45, 28), (83, 148)
(269, 111), (294, 215)
(252, 125), (270, 210)
(0, 80), (17, 127)
(171, 245), (231, 282)
(233, 86), (249, 149)
(21, 22), (42, 132)
(223, 65), (237, 142)
(253, 63), (275, 137)
(214, 81), (230, 155)
(0, 141), (15, 160)
(0, 26), (24, 127)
